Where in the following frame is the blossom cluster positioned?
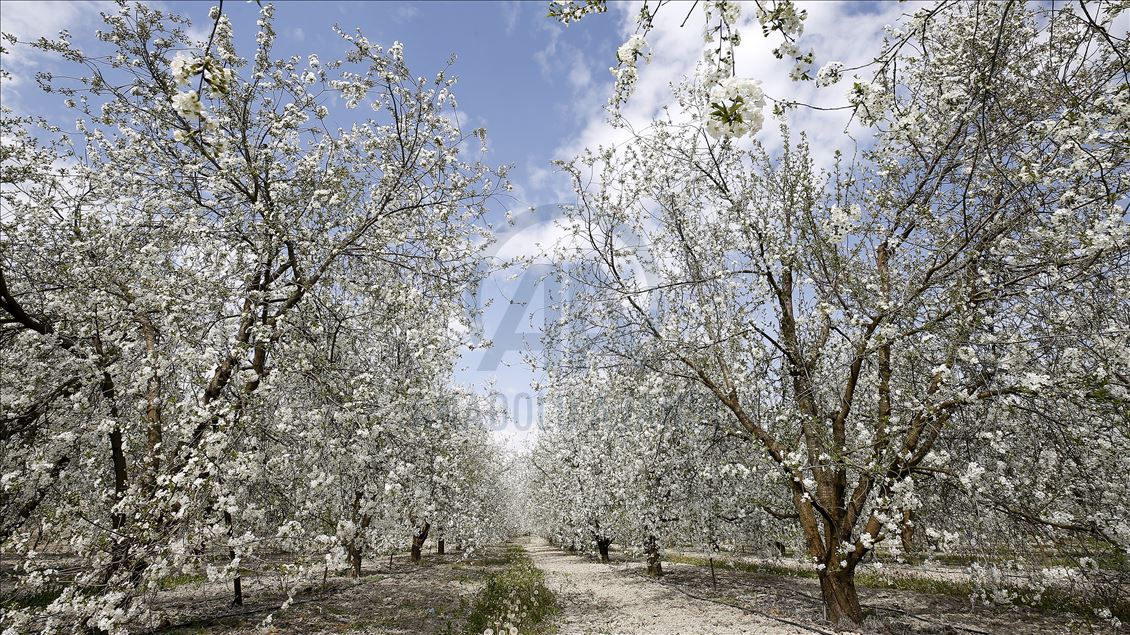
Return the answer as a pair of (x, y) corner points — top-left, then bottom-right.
(548, 0), (607, 25)
(820, 203), (861, 242)
(815, 61), (843, 87)
(706, 77), (766, 139)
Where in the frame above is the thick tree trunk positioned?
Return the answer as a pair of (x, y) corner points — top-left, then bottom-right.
(644, 536), (663, 577)
(410, 521), (430, 563)
(818, 568), (863, 627)
(596, 536), (612, 563)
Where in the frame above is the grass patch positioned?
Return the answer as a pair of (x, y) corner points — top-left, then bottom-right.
(668, 553), (819, 581)
(856, 570), (971, 597)
(460, 550), (520, 568)
(2, 587), (65, 610)
(465, 548), (558, 635)
(157, 572), (208, 590)
(895, 549), (1129, 571)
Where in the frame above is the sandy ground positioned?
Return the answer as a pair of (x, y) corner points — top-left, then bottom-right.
(521, 540), (1103, 635)
(519, 537), (809, 635)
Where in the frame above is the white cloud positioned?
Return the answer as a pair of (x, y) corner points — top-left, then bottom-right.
(556, 1), (910, 170)
(391, 4), (418, 24)
(490, 218), (576, 261)
(0, 0), (104, 43)
(567, 59), (592, 90)
(0, 1), (108, 109)
(531, 12), (600, 102)
(525, 163), (552, 192)
(500, 1), (523, 35)
(531, 19), (563, 79)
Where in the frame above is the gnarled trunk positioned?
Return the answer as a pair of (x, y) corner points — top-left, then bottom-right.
(596, 536), (612, 563)
(644, 535), (663, 577)
(792, 487), (866, 628)
(818, 568), (863, 627)
(410, 520), (430, 563)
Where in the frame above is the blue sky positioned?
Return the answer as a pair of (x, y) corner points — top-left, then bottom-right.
(1, 1), (911, 449)
(0, 0), (624, 446)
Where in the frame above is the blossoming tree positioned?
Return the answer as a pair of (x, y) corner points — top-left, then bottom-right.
(543, 0), (1128, 626)
(1, 3), (510, 632)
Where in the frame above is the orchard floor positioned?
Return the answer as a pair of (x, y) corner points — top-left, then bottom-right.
(152, 548), (511, 634)
(64, 539), (1110, 634)
(520, 536), (806, 634)
(519, 537), (1107, 635)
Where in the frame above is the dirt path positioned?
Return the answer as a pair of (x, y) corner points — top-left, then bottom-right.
(520, 538), (810, 635)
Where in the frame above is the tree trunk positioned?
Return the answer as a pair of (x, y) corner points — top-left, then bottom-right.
(818, 568), (863, 627)
(106, 425), (130, 578)
(900, 509), (915, 553)
(437, 537), (445, 555)
(139, 314), (163, 493)
(93, 332), (131, 587)
(644, 536), (663, 577)
(349, 543), (363, 577)
(410, 521), (430, 563)
(224, 510), (243, 606)
(231, 572), (243, 607)
(100, 357), (132, 586)
(596, 536), (612, 563)
(348, 492), (371, 577)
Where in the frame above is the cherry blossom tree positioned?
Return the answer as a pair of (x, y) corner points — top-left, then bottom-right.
(531, 364), (793, 574)
(542, 0), (1128, 626)
(1, 3), (509, 632)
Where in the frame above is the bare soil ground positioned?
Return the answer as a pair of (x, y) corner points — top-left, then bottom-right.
(149, 547), (512, 634)
(522, 539), (1115, 635)
(7, 542), (1118, 634)
(519, 536), (806, 634)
